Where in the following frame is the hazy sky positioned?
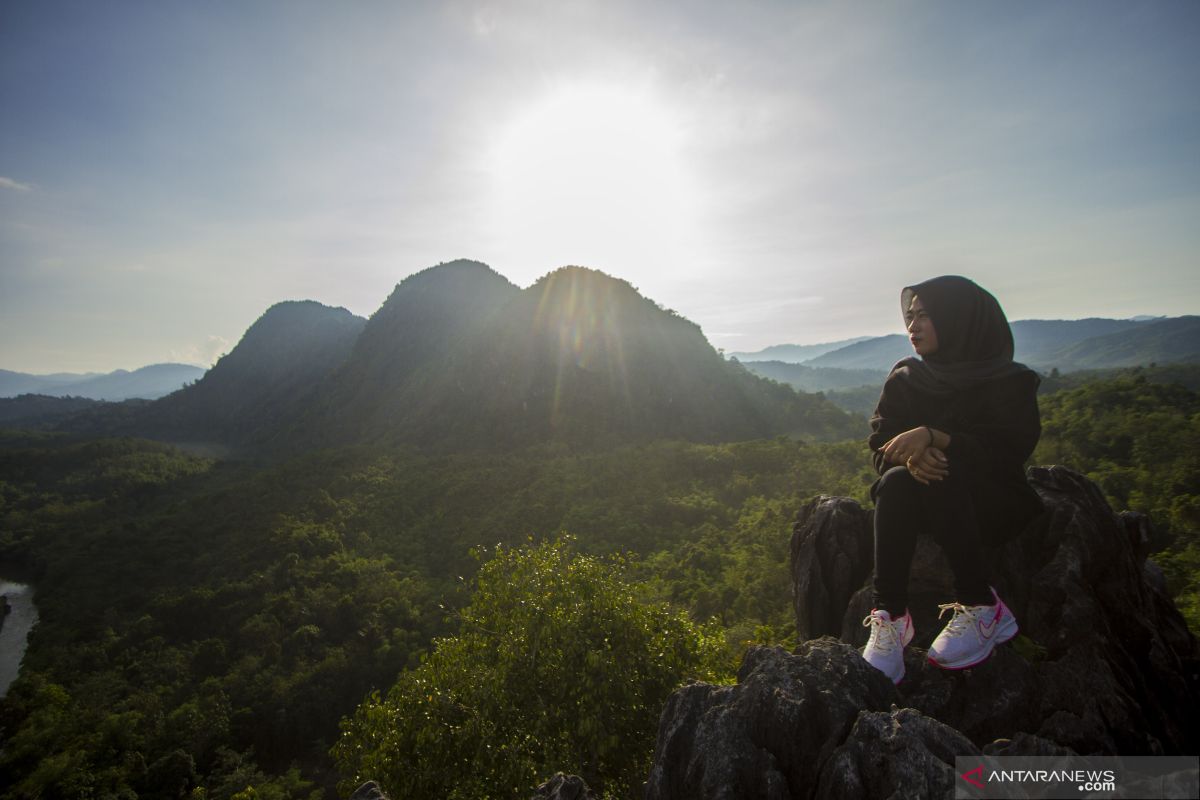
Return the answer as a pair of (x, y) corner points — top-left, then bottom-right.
(2, 0), (1198, 373)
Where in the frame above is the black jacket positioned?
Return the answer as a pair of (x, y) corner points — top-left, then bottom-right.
(868, 366), (1044, 542)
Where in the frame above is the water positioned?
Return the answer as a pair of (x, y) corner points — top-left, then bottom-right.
(0, 578), (38, 698)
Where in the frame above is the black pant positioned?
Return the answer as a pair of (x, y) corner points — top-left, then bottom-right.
(871, 465), (993, 615)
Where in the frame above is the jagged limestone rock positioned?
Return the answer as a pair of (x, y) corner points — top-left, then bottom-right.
(531, 772), (596, 799)
(645, 640), (897, 799)
(788, 495), (872, 644)
(815, 707), (979, 799)
(789, 465), (1199, 755)
(646, 466), (1199, 799)
(349, 781), (389, 800)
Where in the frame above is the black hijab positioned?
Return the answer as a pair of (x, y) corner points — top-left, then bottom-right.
(892, 275), (1034, 395)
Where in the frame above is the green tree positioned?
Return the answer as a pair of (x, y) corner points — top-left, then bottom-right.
(1033, 375), (1200, 632)
(331, 538), (727, 799)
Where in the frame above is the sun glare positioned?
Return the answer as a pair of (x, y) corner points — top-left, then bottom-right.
(484, 82), (700, 279)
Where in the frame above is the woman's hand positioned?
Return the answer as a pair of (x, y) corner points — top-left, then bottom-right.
(906, 447), (948, 485)
(880, 427), (933, 466)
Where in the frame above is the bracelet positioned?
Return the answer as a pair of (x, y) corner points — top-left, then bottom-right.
(925, 426), (934, 446)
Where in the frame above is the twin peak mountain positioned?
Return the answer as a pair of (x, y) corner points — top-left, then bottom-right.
(135, 260), (860, 453)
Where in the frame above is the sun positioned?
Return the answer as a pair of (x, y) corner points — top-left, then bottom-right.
(483, 81), (700, 279)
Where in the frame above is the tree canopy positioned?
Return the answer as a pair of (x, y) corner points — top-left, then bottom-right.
(331, 538), (727, 799)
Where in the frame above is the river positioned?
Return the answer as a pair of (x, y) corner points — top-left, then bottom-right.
(0, 577), (38, 698)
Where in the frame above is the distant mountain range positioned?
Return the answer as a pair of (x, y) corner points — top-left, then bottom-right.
(730, 315), (1199, 414)
(5, 267), (1195, 448)
(739, 362), (887, 394)
(0, 363), (206, 401)
(21, 260), (860, 452)
(734, 316), (1199, 378)
(727, 337), (874, 363)
(1029, 316), (1200, 370)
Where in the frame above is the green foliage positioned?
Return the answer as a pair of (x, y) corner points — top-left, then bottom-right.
(331, 539), (727, 799)
(1034, 375), (1200, 537)
(822, 383), (883, 418)
(1036, 363), (1200, 395)
(1155, 540), (1200, 631)
(6, 367), (1196, 797)
(0, 433), (874, 797)
(1034, 375), (1200, 632)
(0, 436), (442, 799)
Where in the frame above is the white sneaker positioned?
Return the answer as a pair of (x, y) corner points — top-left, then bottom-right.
(927, 589), (1018, 670)
(861, 609), (914, 684)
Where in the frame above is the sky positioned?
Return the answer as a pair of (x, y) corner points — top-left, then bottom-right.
(1, 0), (1198, 373)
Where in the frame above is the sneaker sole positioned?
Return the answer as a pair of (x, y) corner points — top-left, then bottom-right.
(927, 619), (1018, 670)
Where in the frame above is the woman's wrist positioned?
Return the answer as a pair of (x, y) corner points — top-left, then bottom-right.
(926, 427), (950, 450)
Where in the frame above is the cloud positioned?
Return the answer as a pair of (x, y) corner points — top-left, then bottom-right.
(0, 176), (33, 192)
(170, 335), (230, 367)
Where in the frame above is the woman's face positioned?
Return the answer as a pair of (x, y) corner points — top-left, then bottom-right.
(905, 295), (939, 356)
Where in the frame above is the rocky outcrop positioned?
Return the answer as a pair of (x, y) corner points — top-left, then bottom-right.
(349, 781), (389, 800)
(646, 639), (915, 799)
(645, 466), (1199, 798)
(816, 706), (980, 799)
(531, 772), (597, 799)
(788, 495), (873, 644)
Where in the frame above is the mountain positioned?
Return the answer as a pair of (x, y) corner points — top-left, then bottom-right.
(1029, 316), (1200, 371)
(281, 263), (861, 451)
(140, 300), (367, 444)
(773, 317), (1195, 373)
(0, 370), (99, 397)
(56, 364), (204, 401)
(1010, 318), (1148, 366)
(727, 337), (874, 363)
(741, 361), (888, 394)
(0, 365), (200, 400)
(298, 259), (522, 445)
(44, 262), (863, 450)
(802, 335), (911, 370)
(386, 266), (860, 448)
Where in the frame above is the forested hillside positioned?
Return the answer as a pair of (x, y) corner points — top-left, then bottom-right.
(134, 301), (368, 446)
(1033, 374), (1200, 624)
(0, 432), (872, 798)
(0, 372), (1196, 798)
(44, 262), (861, 454)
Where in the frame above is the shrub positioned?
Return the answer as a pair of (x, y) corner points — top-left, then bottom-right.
(331, 538), (727, 799)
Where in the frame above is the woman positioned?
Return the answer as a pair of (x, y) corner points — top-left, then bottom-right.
(861, 275), (1043, 684)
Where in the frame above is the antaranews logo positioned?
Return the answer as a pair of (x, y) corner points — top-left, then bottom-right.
(958, 763), (1116, 795)
(954, 755), (1198, 799)
(960, 765), (985, 790)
